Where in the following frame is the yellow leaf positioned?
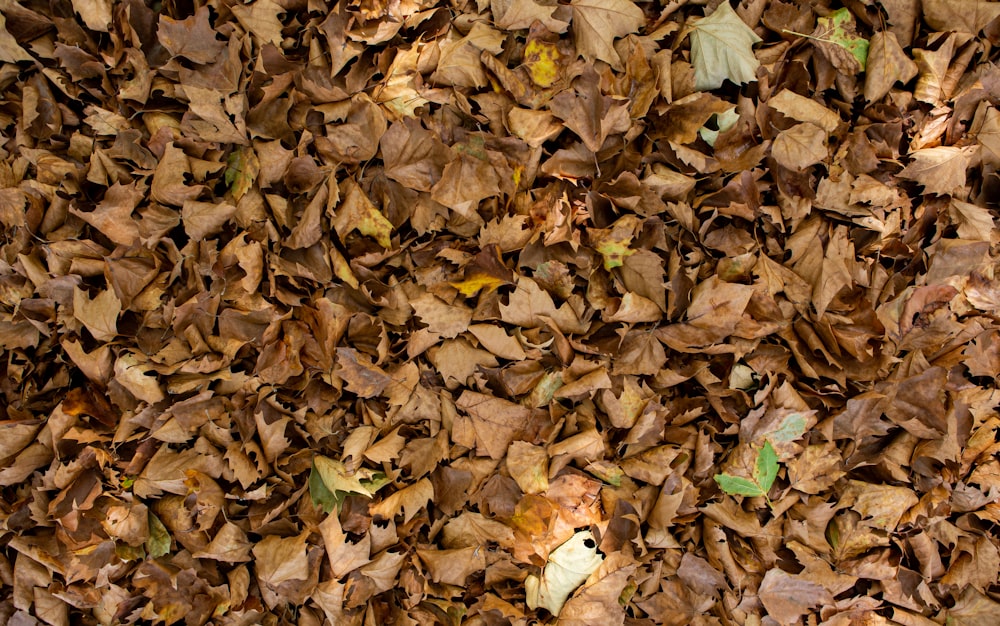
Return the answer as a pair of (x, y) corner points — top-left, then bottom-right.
(524, 39), (561, 88)
(334, 178), (394, 248)
(450, 272), (507, 296)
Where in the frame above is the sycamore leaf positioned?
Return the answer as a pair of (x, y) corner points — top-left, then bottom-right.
(147, 512), (171, 559)
(797, 8), (868, 73)
(450, 273), (509, 296)
(864, 30), (918, 103)
(713, 474), (765, 497)
(771, 122), (827, 171)
(898, 145), (976, 196)
(225, 146), (260, 201)
(523, 38), (561, 88)
(570, 0), (645, 70)
(334, 177), (394, 248)
(923, 0), (1000, 35)
(525, 530), (604, 616)
(309, 455), (389, 513)
(73, 287), (121, 343)
(715, 440), (779, 503)
(755, 441), (778, 493)
(689, 2), (762, 91)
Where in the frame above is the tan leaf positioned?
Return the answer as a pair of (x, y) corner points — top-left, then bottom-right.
(69, 182), (144, 247)
(369, 478), (433, 523)
(493, 0), (569, 32)
(898, 145), (976, 196)
(768, 89), (841, 133)
(252, 532), (310, 586)
(192, 522), (253, 563)
(0, 14), (33, 62)
(181, 200), (237, 240)
(151, 143), (204, 206)
(335, 347), (391, 399)
(230, 0), (285, 47)
(506, 441), (550, 494)
(157, 6), (226, 64)
(570, 0), (645, 70)
(72, 0), (112, 31)
(772, 123), (828, 171)
(923, 0), (1000, 35)
(333, 177), (393, 248)
(456, 391), (533, 460)
(73, 287), (120, 343)
(758, 568), (834, 624)
(416, 546), (486, 586)
(864, 30), (918, 103)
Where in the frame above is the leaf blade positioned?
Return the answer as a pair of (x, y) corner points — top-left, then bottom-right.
(714, 474), (765, 497)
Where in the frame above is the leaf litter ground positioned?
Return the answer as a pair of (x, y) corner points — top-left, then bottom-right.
(1, 0), (999, 625)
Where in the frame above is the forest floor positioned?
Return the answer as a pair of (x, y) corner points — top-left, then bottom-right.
(1, 0), (1000, 624)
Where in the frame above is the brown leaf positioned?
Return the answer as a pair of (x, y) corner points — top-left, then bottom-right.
(73, 287), (121, 343)
(253, 532), (310, 586)
(157, 6), (227, 64)
(772, 122), (828, 171)
(335, 347), (391, 399)
(864, 30), (918, 103)
(758, 568), (834, 624)
(456, 391), (533, 460)
(570, 0), (645, 70)
(192, 522), (253, 563)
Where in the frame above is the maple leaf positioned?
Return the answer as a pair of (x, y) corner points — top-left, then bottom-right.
(525, 530), (604, 616)
(689, 2), (762, 91)
(493, 0), (569, 32)
(791, 7), (869, 73)
(570, 0), (645, 70)
(898, 146), (976, 196)
(864, 30), (918, 103)
(771, 123), (828, 171)
(157, 6), (227, 64)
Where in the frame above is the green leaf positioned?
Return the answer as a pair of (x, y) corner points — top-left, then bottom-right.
(819, 8), (868, 70)
(147, 512), (171, 559)
(224, 145), (259, 202)
(714, 474), (765, 497)
(770, 412), (808, 442)
(309, 462), (345, 513)
(309, 455), (390, 513)
(755, 441), (779, 493)
(689, 2), (762, 91)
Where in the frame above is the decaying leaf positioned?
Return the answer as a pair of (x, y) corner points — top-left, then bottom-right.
(689, 2), (762, 91)
(525, 530), (604, 616)
(4, 0), (999, 623)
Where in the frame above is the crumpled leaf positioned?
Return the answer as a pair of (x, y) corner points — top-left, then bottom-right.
(758, 568), (834, 624)
(525, 530), (604, 616)
(807, 8), (869, 73)
(309, 456), (390, 513)
(570, 0), (645, 70)
(689, 2), (762, 91)
(864, 30), (918, 103)
(898, 145), (976, 196)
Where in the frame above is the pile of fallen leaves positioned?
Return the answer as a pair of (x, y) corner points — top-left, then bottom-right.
(1, 0), (999, 623)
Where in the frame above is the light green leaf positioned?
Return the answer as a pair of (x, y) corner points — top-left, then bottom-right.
(225, 146), (259, 202)
(689, 2), (762, 91)
(714, 474), (765, 497)
(819, 8), (868, 70)
(309, 455), (390, 513)
(147, 512), (171, 559)
(755, 441), (779, 493)
(770, 412), (808, 443)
